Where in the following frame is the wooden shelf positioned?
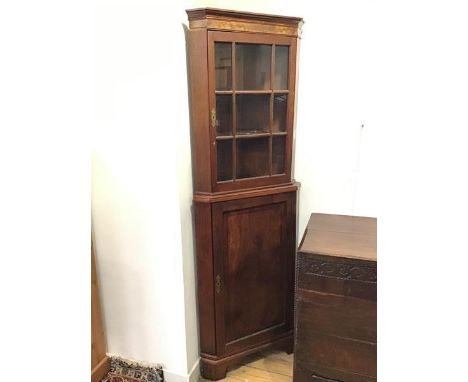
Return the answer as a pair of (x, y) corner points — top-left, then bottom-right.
(216, 132), (287, 140)
(215, 90), (290, 95)
(236, 132), (270, 139)
(236, 90), (272, 94)
(216, 135), (234, 140)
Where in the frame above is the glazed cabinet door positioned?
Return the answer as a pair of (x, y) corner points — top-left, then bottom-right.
(212, 192), (296, 355)
(208, 31), (297, 192)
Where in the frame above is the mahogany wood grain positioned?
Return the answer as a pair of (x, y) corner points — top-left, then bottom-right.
(195, 191), (297, 379)
(223, 202), (286, 342)
(296, 289), (376, 342)
(299, 213), (376, 262)
(211, 192), (296, 355)
(295, 331), (376, 375)
(293, 214), (377, 382)
(194, 202), (217, 355)
(186, 8), (303, 38)
(187, 27), (212, 193)
(187, 9), (302, 380)
(194, 182), (299, 203)
(285, 39), (297, 180)
(206, 31), (296, 192)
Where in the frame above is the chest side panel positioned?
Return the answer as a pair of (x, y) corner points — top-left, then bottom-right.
(294, 251), (377, 382)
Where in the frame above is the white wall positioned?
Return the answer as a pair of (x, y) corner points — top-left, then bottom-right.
(93, 1), (197, 379)
(293, 0), (380, 235)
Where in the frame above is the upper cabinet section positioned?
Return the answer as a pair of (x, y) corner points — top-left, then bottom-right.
(186, 9), (303, 194)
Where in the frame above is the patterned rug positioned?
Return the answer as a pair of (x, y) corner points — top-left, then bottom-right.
(102, 356), (164, 382)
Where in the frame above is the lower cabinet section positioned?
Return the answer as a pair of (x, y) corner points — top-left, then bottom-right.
(194, 189), (297, 380)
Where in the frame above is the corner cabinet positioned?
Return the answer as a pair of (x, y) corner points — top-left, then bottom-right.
(186, 8), (303, 380)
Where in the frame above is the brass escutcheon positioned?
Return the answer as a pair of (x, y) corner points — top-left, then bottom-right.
(215, 274), (221, 294)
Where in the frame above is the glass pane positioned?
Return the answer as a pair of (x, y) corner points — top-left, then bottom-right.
(236, 94), (270, 135)
(215, 43), (232, 90)
(274, 46), (289, 90)
(236, 138), (269, 179)
(216, 95), (232, 136)
(217, 140), (233, 181)
(272, 136), (286, 174)
(273, 94), (287, 132)
(236, 44), (271, 90)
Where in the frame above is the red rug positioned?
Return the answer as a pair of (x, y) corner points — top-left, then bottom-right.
(101, 357), (164, 382)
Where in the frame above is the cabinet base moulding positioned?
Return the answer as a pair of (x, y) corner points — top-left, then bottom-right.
(200, 334), (293, 380)
(194, 182), (299, 203)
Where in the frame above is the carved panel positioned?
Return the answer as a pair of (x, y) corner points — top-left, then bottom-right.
(299, 256), (377, 283)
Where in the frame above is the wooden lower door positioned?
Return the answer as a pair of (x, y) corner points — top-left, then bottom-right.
(212, 191), (296, 355)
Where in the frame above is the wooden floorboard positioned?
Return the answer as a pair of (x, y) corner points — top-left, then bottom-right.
(200, 351), (293, 382)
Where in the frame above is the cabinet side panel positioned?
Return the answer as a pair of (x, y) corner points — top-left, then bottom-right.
(285, 191), (297, 329)
(286, 38), (298, 180)
(194, 201), (216, 355)
(188, 29), (212, 192)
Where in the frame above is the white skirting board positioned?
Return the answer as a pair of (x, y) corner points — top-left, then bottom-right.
(188, 358), (200, 382)
(163, 358), (200, 382)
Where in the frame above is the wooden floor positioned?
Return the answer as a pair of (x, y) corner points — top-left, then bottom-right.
(200, 350), (293, 382)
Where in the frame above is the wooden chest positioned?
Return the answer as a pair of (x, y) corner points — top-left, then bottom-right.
(293, 213), (377, 382)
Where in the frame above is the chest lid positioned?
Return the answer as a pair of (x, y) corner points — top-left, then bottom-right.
(299, 213), (377, 262)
